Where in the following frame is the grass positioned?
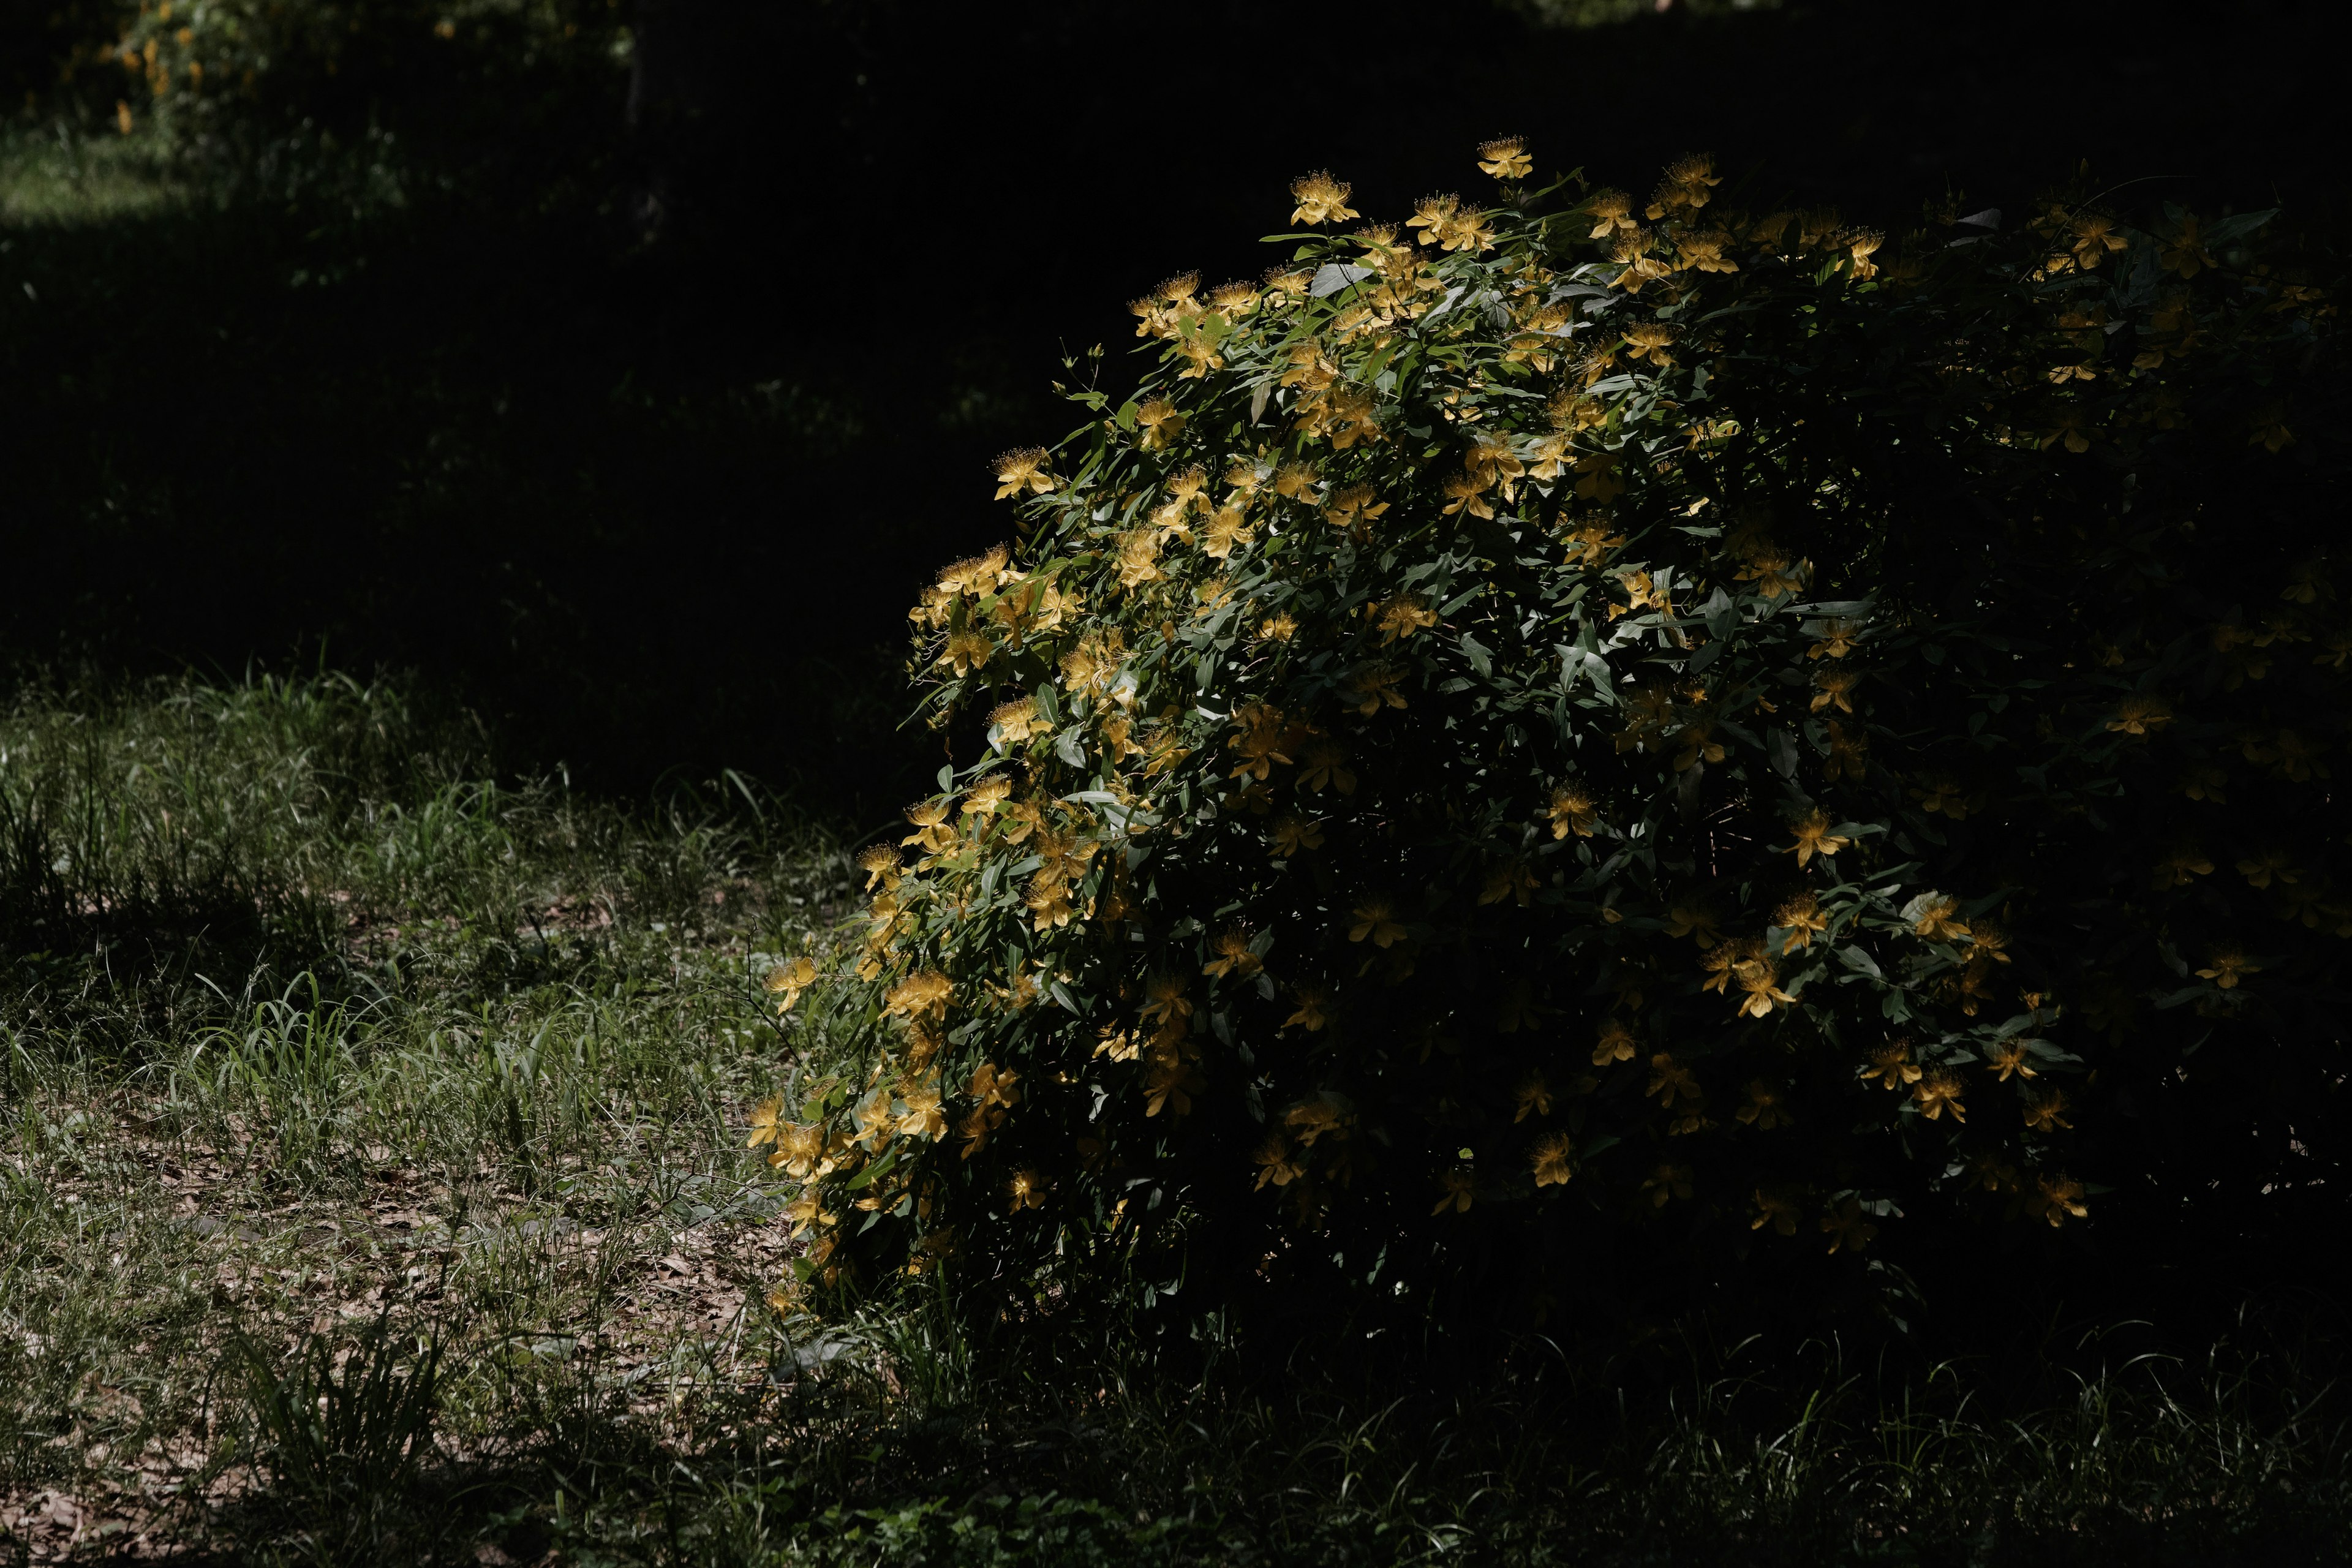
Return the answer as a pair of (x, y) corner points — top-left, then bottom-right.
(3, 672), (2350, 1564)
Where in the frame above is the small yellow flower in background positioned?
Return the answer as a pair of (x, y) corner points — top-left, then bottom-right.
(1349, 900), (1407, 948)
(1476, 135), (1532, 180)
(1810, 666), (1861, 714)
(764, 955), (818, 1014)
(1663, 902), (1722, 947)
(1861, 1041), (1922, 1091)
(1376, 595), (1439, 644)
(1433, 1167), (1476, 1215)
(2149, 844), (2214, 890)
(1284, 986), (1332, 1032)
(1736, 1080), (1791, 1130)
(1913, 1071), (1967, 1122)
(1513, 1071), (1553, 1123)
(1202, 929), (1262, 980)
(2106, 694), (2173, 735)
(1480, 859), (1538, 908)
(992, 447), (1055, 499)
(2022, 1088), (2073, 1133)
(745, 1095), (785, 1150)
(1821, 1197), (1877, 1254)
(2195, 949), (2261, 989)
(1985, 1039), (2038, 1081)
(1345, 663), (1408, 715)
(1531, 1133), (1575, 1187)
(1138, 973), (1193, 1027)
(1256, 611), (1298, 644)
(1270, 815), (1325, 858)
(1093, 1027), (1140, 1063)
(1785, 810), (1852, 868)
(1289, 170), (1359, 227)
(1544, 783), (1599, 840)
(1751, 1189), (1799, 1235)
(962, 775), (1011, 816)
(1844, 229), (1885, 280)
(1640, 1162), (1692, 1207)
(2160, 213), (2213, 278)
(769, 1122), (831, 1179)
(784, 1190), (835, 1237)
(1254, 1133), (1304, 1190)
(2029, 1173), (2089, 1227)
(1592, 1019), (1637, 1068)
(1008, 1169), (1048, 1212)
(1910, 895), (1970, 942)
(2236, 851), (2296, 890)
(1646, 1053), (1700, 1109)
(1909, 775), (1972, 819)
(1809, 618), (1863, 659)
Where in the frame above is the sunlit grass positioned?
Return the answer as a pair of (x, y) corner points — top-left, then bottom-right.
(0, 124), (195, 227)
(2, 676), (2346, 1563)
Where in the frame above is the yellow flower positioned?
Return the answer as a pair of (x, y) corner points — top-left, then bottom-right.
(1785, 810), (1852, 868)
(1909, 775), (1972, 819)
(1639, 1162), (1692, 1208)
(1860, 1040), (1921, 1091)
(769, 1122), (832, 1179)
(1202, 929), (1263, 980)
(1663, 902), (1722, 948)
(1349, 900), (1407, 948)
(1646, 1053), (1700, 1109)
(1375, 595), (1439, 644)
(2159, 213), (2214, 278)
(1771, 892), (1829, 951)
(2106, 694), (2173, 735)
(988, 697), (1040, 745)
(745, 1095), (785, 1150)
(764, 955), (819, 1014)
(1322, 483), (1390, 530)
(1732, 956), (1795, 1019)
(1008, 1169), (1049, 1212)
(1480, 859), (1538, 908)
(1751, 1189), (1799, 1235)
(2149, 845), (2215, 890)
(1513, 1071), (1553, 1123)
(1288, 170), (1359, 227)
(1985, 1039), (2037, 1082)
(1201, 504), (1256, 559)
(884, 970), (953, 1022)
(1531, 1133), (1575, 1188)
(1253, 1133), (1305, 1190)
(1344, 663), (1408, 715)
(1256, 612), (1298, 644)
(1134, 397), (1186, 451)
(1284, 985), (1332, 1032)
(1810, 667), (1861, 714)
(1547, 784), (1599, 839)
(1584, 189), (1637, 239)
(992, 447), (1055, 499)
(784, 1190), (836, 1237)
(938, 626), (992, 677)
(900, 798), (956, 854)
(1809, 618), (1863, 660)
(2195, 949), (2260, 989)
(1910, 896), (1970, 943)
(1736, 1080), (1791, 1130)
(1270, 814), (1325, 858)
(2235, 851), (2296, 890)
(2027, 1172), (2089, 1227)
(1476, 135), (1532, 180)
(1432, 1167), (1476, 1215)
(2022, 1088), (2072, 1133)
(897, 1082), (948, 1140)
(1138, 973), (1193, 1027)
(1912, 1071), (1967, 1123)
(1143, 1060), (1205, 1117)
(1820, 1197), (1877, 1254)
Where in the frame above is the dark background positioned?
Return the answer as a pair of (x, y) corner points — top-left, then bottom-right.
(2, 0), (2341, 826)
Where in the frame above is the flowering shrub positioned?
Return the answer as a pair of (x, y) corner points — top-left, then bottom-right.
(763, 145), (2345, 1331)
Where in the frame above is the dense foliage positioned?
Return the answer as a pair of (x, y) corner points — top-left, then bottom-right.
(764, 146), (2346, 1336)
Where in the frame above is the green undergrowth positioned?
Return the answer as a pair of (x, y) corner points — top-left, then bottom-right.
(1, 674), (2347, 1563)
